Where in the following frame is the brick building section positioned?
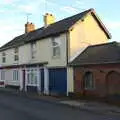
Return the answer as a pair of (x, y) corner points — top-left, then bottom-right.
(74, 64), (120, 97)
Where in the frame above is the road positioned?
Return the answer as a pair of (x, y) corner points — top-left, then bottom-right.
(0, 92), (119, 120)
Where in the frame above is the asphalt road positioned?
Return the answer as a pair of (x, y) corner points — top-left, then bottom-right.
(0, 92), (119, 120)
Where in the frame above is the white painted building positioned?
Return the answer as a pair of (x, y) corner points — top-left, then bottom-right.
(0, 9), (111, 95)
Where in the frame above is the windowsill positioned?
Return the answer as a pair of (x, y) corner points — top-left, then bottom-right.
(52, 55), (61, 59)
(13, 61), (19, 64)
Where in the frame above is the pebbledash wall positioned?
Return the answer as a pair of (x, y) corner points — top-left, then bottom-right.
(74, 64), (120, 97)
(0, 10), (109, 95)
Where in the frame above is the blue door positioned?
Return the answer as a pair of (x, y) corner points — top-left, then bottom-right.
(49, 68), (67, 95)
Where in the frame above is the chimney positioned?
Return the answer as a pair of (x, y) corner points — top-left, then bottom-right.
(25, 22), (35, 33)
(44, 13), (55, 27)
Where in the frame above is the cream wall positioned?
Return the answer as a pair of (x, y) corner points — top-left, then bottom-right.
(69, 13), (108, 60)
(36, 33), (67, 67)
(5, 69), (20, 86)
(19, 44), (31, 64)
(0, 49), (17, 66)
(67, 13), (109, 93)
(0, 44), (31, 66)
(67, 67), (74, 94)
(0, 33), (67, 67)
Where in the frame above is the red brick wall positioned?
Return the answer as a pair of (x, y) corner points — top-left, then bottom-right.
(74, 64), (120, 97)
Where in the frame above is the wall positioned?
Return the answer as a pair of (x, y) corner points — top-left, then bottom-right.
(19, 44), (31, 64)
(0, 49), (15, 66)
(74, 64), (120, 97)
(67, 67), (74, 94)
(36, 33), (67, 67)
(69, 13), (108, 60)
(0, 33), (67, 67)
(67, 13), (109, 94)
(2, 69), (20, 86)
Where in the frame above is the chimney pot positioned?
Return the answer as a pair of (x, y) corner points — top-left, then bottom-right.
(25, 22), (35, 33)
(44, 13), (55, 27)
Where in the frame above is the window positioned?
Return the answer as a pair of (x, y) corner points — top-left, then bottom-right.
(52, 37), (61, 57)
(84, 72), (94, 89)
(13, 70), (19, 81)
(14, 48), (19, 61)
(1, 71), (5, 80)
(2, 52), (6, 63)
(31, 42), (36, 59)
(27, 69), (37, 85)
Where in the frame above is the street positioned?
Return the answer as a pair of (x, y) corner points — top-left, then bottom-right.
(0, 92), (119, 120)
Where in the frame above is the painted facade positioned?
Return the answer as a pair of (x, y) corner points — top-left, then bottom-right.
(0, 9), (111, 95)
(67, 13), (109, 93)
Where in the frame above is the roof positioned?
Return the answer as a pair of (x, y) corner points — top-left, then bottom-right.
(0, 8), (111, 51)
(70, 42), (120, 66)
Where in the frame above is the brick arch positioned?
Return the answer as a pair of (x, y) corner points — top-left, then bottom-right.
(106, 71), (120, 95)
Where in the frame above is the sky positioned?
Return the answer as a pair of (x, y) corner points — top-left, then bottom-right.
(0, 0), (119, 46)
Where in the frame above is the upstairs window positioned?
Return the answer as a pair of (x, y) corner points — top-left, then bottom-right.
(2, 52), (6, 63)
(52, 37), (61, 57)
(14, 48), (19, 61)
(31, 42), (36, 59)
(84, 72), (94, 89)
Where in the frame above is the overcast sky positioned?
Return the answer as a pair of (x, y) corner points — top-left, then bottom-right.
(0, 0), (119, 46)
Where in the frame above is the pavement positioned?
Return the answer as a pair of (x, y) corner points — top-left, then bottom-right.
(0, 87), (120, 116)
(60, 100), (120, 115)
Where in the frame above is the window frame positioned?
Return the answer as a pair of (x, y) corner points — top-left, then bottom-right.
(14, 47), (19, 61)
(31, 42), (36, 59)
(27, 69), (37, 86)
(13, 70), (19, 81)
(84, 72), (95, 90)
(2, 52), (6, 63)
(1, 70), (5, 80)
(51, 37), (61, 58)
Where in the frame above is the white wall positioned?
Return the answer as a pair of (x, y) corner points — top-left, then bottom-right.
(36, 33), (67, 67)
(2, 69), (20, 86)
(0, 49), (15, 66)
(19, 44), (31, 64)
(0, 33), (67, 67)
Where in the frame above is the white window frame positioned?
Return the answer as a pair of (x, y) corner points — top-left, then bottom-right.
(31, 42), (36, 59)
(1, 70), (5, 81)
(27, 69), (37, 86)
(2, 52), (6, 63)
(13, 70), (19, 81)
(14, 48), (19, 61)
(51, 37), (61, 58)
